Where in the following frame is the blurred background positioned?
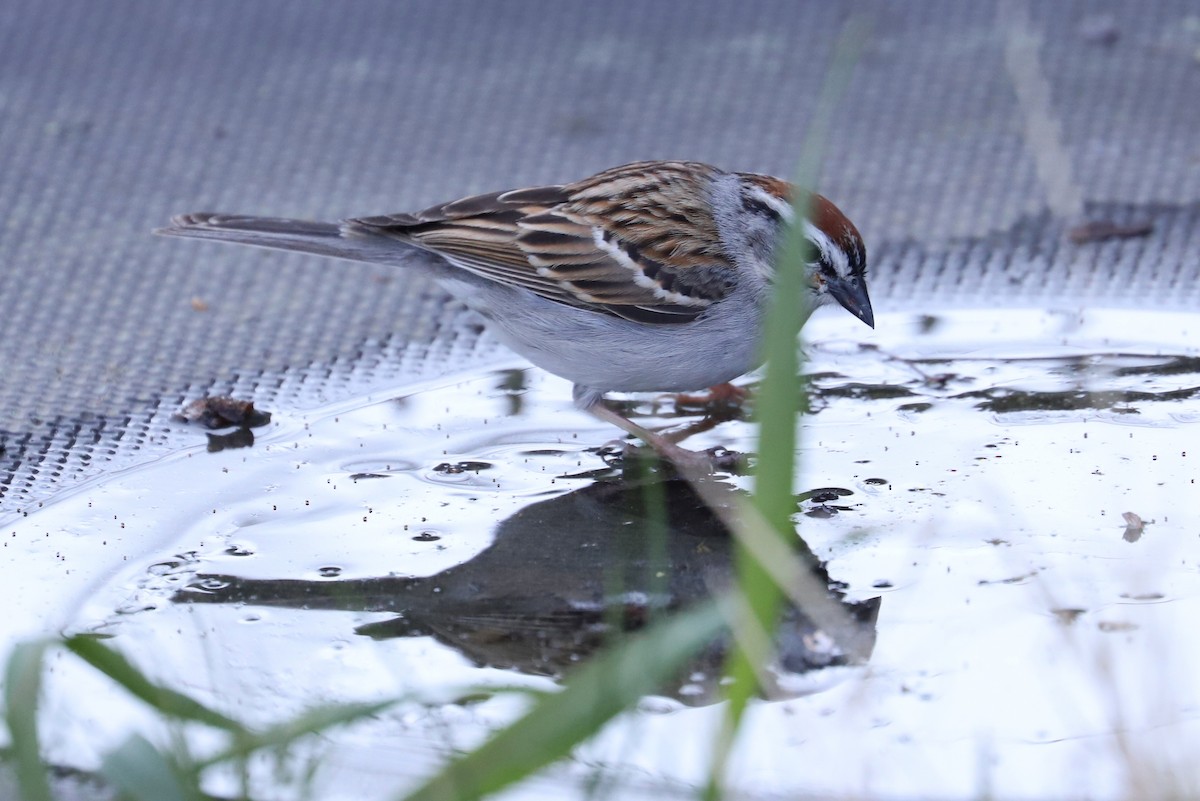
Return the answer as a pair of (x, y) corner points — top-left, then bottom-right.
(2, 0), (1199, 499)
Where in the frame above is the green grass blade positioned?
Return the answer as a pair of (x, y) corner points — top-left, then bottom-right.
(197, 699), (396, 769)
(399, 600), (725, 801)
(728, 13), (869, 703)
(727, 495), (873, 660)
(100, 733), (196, 801)
(63, 635), (244, 733)
(709, 16), (870, 797)
(4, 639), (54, 801)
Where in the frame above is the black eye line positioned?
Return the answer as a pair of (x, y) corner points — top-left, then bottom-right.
(741, 194), (784, 224)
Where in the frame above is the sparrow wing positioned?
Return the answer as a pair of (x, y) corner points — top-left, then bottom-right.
(348, 162), (737, 325)
(350, 190), (574, 301)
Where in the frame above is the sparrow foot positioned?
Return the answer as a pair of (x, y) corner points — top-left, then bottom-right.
(670, 382), (750, 412)
(611, 441), (746, 475)
(587, 401), (745, 475)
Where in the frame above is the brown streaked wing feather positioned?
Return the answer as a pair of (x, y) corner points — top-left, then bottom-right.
(353, 188), (553, 227)
(513, 161), (738, 321)
(351, 194), (594, 309)
(562, 161), (727, 267)
(514, 210), (726, 320)
(404, 221), (589, 307)
(349, 162), (739, 324)
(495, 185), (572, 206)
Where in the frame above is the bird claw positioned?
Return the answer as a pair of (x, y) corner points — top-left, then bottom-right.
(670, 382), (751, 412)
(602, 440), (747, 476)
(703, 446), (749, 473)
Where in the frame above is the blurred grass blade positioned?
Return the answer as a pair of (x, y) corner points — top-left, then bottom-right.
(729, 10), (869, 702)
(63, 635), (244, 733)
(4, 639), (54, 801)
(400, 600), (725, 801)
(100, 733), (195, 801)
(714, 587), (777, 692)
(198, 699), (396, 768)
(729, 495), (872, 659)
(710, 16), (870, 796)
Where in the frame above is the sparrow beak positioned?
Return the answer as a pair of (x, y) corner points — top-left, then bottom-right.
(826, 275), (875, 329)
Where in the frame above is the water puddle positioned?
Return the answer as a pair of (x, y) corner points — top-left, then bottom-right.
(3, 307), (1199, 799)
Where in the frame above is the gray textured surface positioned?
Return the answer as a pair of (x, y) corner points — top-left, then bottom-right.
(2, 1), (1200, 504)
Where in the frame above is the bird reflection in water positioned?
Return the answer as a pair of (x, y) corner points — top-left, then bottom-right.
(176, 470), (879, 705)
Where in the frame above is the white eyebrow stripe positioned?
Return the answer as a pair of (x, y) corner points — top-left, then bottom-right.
(746, 185), (796, 224)
(803, 219), (849, 275)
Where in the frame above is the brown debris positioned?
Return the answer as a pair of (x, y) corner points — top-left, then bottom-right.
(175, 396), (271, 429)
(1067, 220), (1154, 244)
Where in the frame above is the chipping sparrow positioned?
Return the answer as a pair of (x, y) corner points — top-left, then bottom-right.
(158, 161), (873, 467)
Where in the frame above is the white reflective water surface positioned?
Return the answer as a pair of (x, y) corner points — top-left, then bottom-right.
(3, 306), (1199, 800)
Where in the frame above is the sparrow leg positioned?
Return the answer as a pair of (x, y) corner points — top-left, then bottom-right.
(658, 413), (729, 445)
(671, 382), (750, 409)
(586, 401), (717, 472)
(573, 384), (730, 472)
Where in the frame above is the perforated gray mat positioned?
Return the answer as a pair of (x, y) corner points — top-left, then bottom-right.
(3, 1), (1199, 506)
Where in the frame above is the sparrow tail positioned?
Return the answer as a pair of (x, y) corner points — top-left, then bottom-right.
(154, 213), (412, 266)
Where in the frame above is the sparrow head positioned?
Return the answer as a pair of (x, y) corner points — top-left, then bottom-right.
(736, 174), (874, 329)
(801, 193), (873, 328)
